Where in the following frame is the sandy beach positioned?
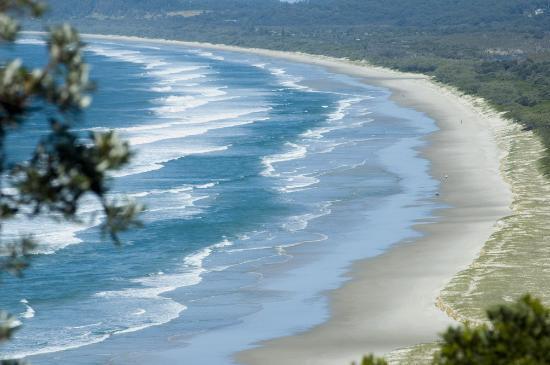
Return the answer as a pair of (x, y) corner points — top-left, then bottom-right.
(235, 51), (513, 364)
(238, 74), (513, 364)
(60, 33), (514, 363)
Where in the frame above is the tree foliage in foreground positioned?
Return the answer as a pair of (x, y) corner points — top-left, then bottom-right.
(356, 295), (550, 365)
(0, 1), (141, 362)
(434, 295), (550, 365)
(352, 354), (388, 365)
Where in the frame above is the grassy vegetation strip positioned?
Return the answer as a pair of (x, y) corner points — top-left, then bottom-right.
(438, 118), (550, 323)
(385, 343), (439, 365)
(385, 107), (549, 364)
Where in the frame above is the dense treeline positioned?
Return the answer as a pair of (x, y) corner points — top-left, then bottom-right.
(36, 0), (550, 172)
(45, 0), (550, 29)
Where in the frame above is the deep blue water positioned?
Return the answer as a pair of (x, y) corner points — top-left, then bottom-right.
(0, 37), (439, 364)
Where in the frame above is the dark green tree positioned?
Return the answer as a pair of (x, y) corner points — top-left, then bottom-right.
(355, 295), (550, 365)
(434, 295), (550, 365)
(0, 1), (141, 362)
(353, 354), (388, 365)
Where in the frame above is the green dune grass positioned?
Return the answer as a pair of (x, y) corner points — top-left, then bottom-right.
(438, 124), (550, 323)
(386, 118), (550, 364)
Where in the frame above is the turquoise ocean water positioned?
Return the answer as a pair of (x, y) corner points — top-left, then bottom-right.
(0, 37), (439, 364)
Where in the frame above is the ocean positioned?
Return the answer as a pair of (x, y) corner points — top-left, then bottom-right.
(0, 36), (439, 364)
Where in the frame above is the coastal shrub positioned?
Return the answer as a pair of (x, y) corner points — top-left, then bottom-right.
(355, 295), (550, 365)
(433, 295), (550, 365)
(352, 355), (388, 365)
(0, 1), (140, 363)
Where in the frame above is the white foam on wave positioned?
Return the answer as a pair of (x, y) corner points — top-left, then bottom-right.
(130, 185), (193, 198)
(268, 67), (311, 91)
(196, 182), (218, 189)
(213, 238), (233, 248)
(109, 108), (270, 147)
(135, 237), (233, 292)
(3, 40), (273, 254)
(262, 142), (308, 177)
(145, 60), (168, 69)
(158, 73), (206, 83)
(87, 43), (274, 182)
(88, 45), (212, 105)
(329, 98), (364, 122)
(317, 140), (351, 154)
(283, 202), (333, 232)
(3, 220), (84, 255)
(149, 65), (207, 76)
(114, 323), (156, 335)
(19, 299), (35, 319)
(83, 239), (232, 342)
(132, 182), (217, 198)
(91, 285), (187, 339)
(0, 182), (216, 256)
(2, 196), (104, 255)
(152, 86), (172, 93)
(96, 285), (181, 299)
(194, 50), (225, 61)
(133, 309), (146, 316)
(4, 235), (221, 359)
(278, 174), (320, 193)
(90, 237), (234, 340)
(274, 234), (330, 258)
(113, 144), (230, 178)
(67, 322), (103, 330)
(87, 47), (210, 89)
(16, 38), (45, 45)
(130, 181), (217, 221)
(270, 68), (285, 76)
(153, 95), (212, 114)
(2, 333), (111, 360)
(150, 89), (235, 118)
(145, 195), (208, 215)
(192, 87), (229, 98)
(184, 247), (213, 267)
(213, 232), (330, 274)
(87, 46), (162, 68)
(302, 97), (365, 139)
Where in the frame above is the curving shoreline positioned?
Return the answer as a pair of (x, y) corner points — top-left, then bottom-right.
(29, 31), (516, 363)
(238, 58), (514, 365)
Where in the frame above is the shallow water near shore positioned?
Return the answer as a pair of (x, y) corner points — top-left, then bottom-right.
(0, 36), (439, 364)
